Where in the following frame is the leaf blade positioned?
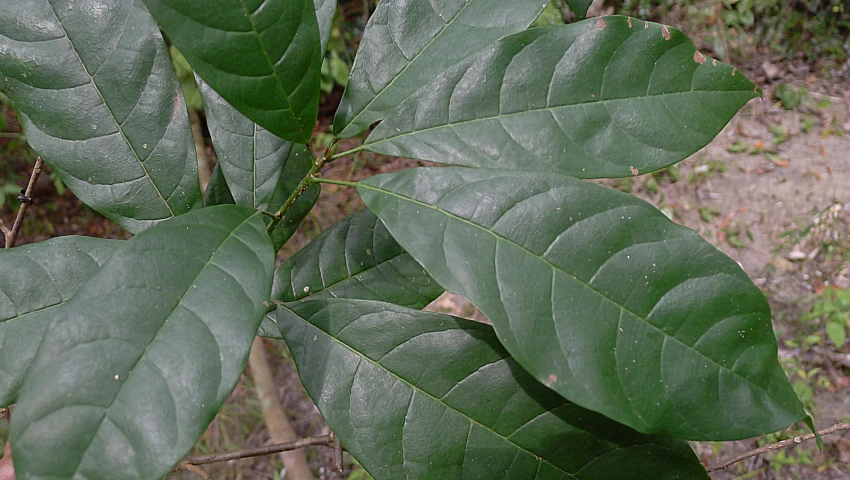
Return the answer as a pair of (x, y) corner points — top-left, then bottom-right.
(198, 76), (294, 210)
(364, 17), (759, 178)
(332, 0), (546, 138)
(203, 162), (236, 207)
(565, 0), (593, 20)
(11, 205), (274, 480)
(0, 0), (201, 233)
(0, 237), (121, 407)
(278, 298), (710, 479)
(314, 0), (336, 53)
(358, 167), (806, 440)
(258, 209), (443, 338)
(142, 0), (322, 143)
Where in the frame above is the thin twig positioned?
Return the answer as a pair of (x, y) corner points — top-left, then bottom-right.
(707, 422), (850, 473)
(173, 462), (211, 480)
(4, 157), (44, 249)
(182, 435), (335, 466)
(332, 432), (343, 472)
(248, 338), (315, 480)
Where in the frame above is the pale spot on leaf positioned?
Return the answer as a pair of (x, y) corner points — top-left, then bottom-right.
(661, 25), (671, 40)
(630, 166), (639, 176)
(627, 17), (632, 28)
(596, 17), (606, 30)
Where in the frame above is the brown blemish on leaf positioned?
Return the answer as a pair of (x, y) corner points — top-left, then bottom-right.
(630, 166), (639, 176)
(712, 59), (718, 67)
(661, 25), (672, 40)
(627, 17), (632, 28)
(694, 51), (706, 64)
(547, 374), (557, 386)
(596, 17), (607, 30)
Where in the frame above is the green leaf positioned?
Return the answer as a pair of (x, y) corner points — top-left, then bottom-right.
(196, 77), (317, 250)
(198, 76), (295, 210)
(314, 0), (337, 53)
(825, 318), (846, 348)
(0, 0), (201, 234)
(258, 209), (443, 338)
(12, 205), (274, 480)
(332, 0), (546, 138)
(565, 0), (593, 20)
(364, 17), (759, 178)
(142, 0), (323, 144)
(0, 237), (120, 407)
(203, 163), (236, 207)
(277, 299), (710, 480)
(358, 167), (806, 440)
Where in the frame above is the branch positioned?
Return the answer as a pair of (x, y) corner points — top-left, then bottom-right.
(266, 141), (337, 234)
(248, 338), (315, 480)
(173, 462), (210, 480)
(706, 422), (850, 473)
(0, 440), (14, 480)
(181, 434), (335, 467)
(3, 157), (44, 249)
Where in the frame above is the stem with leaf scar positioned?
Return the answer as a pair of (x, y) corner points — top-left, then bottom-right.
(1, 156), (44, 249)
(266, 141), (339, 234)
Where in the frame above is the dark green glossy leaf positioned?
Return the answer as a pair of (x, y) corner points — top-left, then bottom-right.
(203, 163), (236, 207)
(0, 0), (201, 234)
(258, 209), (443, 338)
(332, 0), (546, 138)
(196, 77), (317, 250)
(358, 167), (807, 440)
(198, 76), (294, 210)
(314, 0), (336, 52)
(142, 0), (322, 143)
(565, 0), (592, 19)
(278, 299), (710, 480)
(12, 205), (274, 480)
(364, 17), (759, 178)
(0, 237), (120, 407)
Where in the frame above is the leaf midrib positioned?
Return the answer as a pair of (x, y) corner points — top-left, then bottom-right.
(46, 2), (175, 217)
(235, 0), (310, 141)
(284, 250), (411, 301)
(64, 212), (259, 477)
(282, 304), (578, 479)
(358, 182), (801, 415)
(340, 0), (475, 134)
(364, 89), (752, 149)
